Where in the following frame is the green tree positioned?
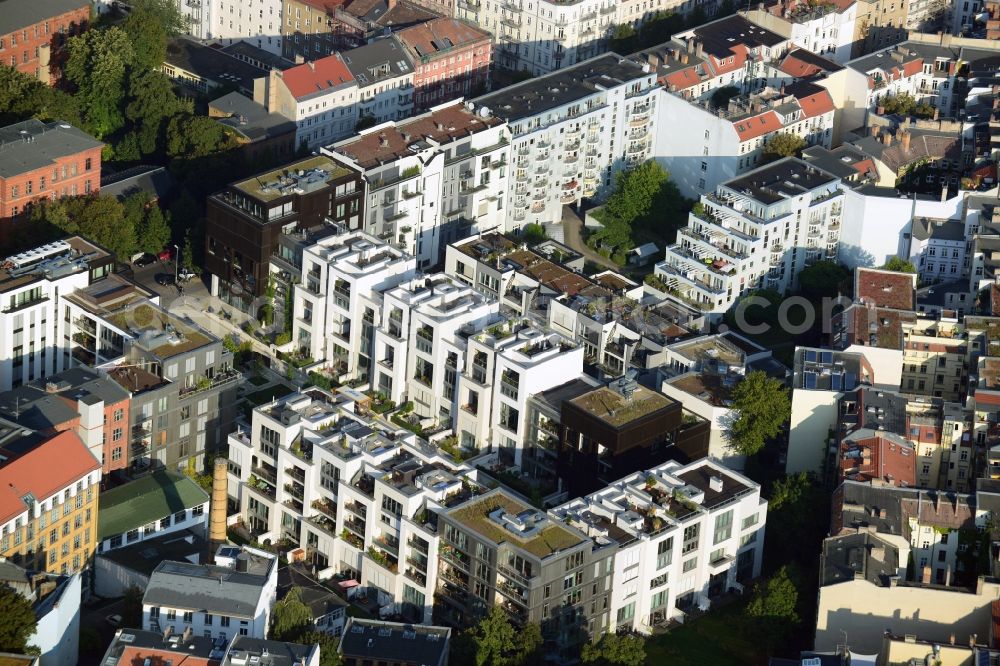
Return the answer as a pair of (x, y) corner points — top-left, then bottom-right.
(64, 27), (136, 138)
(271, 588), (313, 640)
(797, 260), (850, 300)
(122, 0), (185, 71)
(126, 192), (172, 255)
(726, 370), (790, 456)
(296, 632), (342, 666)
(745, 565), (801, 650)
(880, 92), (917, 116)
(355, 115), (377, 132)
(593, 160), (684, 252)
(121, 586), (143, 627)
(610, 23), (637, 52)
(882, 256), (917, 273)
(32, 195), (137, 260)
(0, 586), (37, 653)
(167, 114), (237, 159)
(761, 133), (807, 163)
(181, 230), (200, 275)
(453, 605), (543, 666)
(581, 634), (646, 666)
(521, 223), (547, 245)
(0, 65), (83, 127)
(125, 69), (190, 154)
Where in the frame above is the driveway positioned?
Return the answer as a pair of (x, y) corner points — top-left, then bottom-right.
(559, 206), (623, 272)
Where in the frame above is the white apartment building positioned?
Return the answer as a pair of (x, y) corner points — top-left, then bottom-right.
(0, 238), (120, 391)
(342, 37), (415, 125)
(372, 275), (497, 424)
(908, 216), (970, 284)
(254, 55), (358, 151)
(455, 320), (583, 463)
(226, 390), (488, 624)
(654, 158), (845, 314)
(455, 0), (617, 76)
(293, 231), (416, 379)
(654, 82), (836, 198)
(473, 54), (658, 227)
(179, 0), (284, 55)
(746, 5), (860, 64)
(550, 458), (767, 633)
(142, 547), (278, 640)
(326, 101), (510, 268)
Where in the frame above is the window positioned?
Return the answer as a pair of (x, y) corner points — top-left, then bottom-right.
(682, 558), (697, 572)
(616, 602), (635, 625)
(714, 510), (733, 544)
(183, 611), (193, 623)
(656, 537), (673, 569)
(741, 513), (758, 530)
(85, 158), (92, 171)
(205, 613), (213, 625)
(220, 616), (231, 627)
(166, 610), (177, 620)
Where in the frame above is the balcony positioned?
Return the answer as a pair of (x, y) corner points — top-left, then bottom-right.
(344, 501), (367, 519)
(307, 514), (337, 536)
(344, 516), (366, 537)
(373, 534), (400, 555)
(312, 499), (337, 521)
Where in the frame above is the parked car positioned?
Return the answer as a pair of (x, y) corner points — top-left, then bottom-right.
(158, 248), (174, 262)
(155, 273), (174, 286)
(178, 268), (196, 282)
(133, 253), (156, 267)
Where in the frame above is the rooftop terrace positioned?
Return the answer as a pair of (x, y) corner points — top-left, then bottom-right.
(231, 155), (352, 202)
(570, 385), (673, 428)
(448, 490), (586, 559)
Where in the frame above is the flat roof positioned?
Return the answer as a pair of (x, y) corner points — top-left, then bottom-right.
(569, 385), (674, 428)
(340, 618), (449, 665)
(101, 302), (214, 359)
(342, 36), (413, 87)
(98, 471), (209, 540)
(209, 92), (297, 143)
(231, 155), (353, 202)
(164, 38), (263, 91)
(724, 157), (839, 205)
(474, 54), (649, 123)
(447, 489), (586, 559)
(98, 529), (207, 576)
(332, 102), (503, 169)
(0, 118), (101, 179)
(0, 0), (88, 38)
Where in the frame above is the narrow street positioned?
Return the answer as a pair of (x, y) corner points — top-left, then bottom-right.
(559, 205), (621, 271)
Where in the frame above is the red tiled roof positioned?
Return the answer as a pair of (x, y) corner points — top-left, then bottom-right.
(852, 158), (878, 178)
(734, 110), (783, 142)
(397, 18), (489, 61)
(280, 53), (354, 99)
(797, 89), (835, 118)
(855, 267), (916, 310)
(780, 53), (824, 78)
(664, 66), (702, 91)
(0, 430), (100, 523)
(840, 433), (916, 487)
(118, 646), (219, 666)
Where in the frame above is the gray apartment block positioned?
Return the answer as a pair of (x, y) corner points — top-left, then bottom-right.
(435, 488), (615, 658)
(104, 309), (239, 474)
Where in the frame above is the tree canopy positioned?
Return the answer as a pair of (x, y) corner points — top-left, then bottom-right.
(590, 161), (686, 262)
(452, 606), (544, 666)
(581, 634), (647, 666)
(761, 133), (807, 163)
(123, 0), (186, 71)
(30, 194), (138, 260)
(726, 370), (790, 456)
(797, 260), (851, 300)
(296, 632), (342, 666)
(64, 27), (136, 138)
(882, 256), (917, 273)
(0, 586), (37, 653)
(270, 588), (313, 641)
(745, 566), (802, 650)
(520, 223), (547, 245)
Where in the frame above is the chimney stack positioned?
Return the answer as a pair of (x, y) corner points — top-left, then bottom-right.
(901, 130), (911, 152)
(882, 132), (892, 146)
(209, 457), (229, 562)
(870, 125), (879, 137)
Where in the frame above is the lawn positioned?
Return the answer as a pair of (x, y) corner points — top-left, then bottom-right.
(245, 383), (294, 406)
(645, 600), (764, 666)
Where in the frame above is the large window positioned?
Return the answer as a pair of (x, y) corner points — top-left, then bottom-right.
(714, 510), (733, 545)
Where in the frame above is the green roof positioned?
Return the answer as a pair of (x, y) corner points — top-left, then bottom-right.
(98, 471), (210, 540)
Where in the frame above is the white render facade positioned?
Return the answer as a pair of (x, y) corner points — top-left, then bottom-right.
(372, 275), (498, 422)
(293, 232), (417, 377)
(326, 102), (511, 269)
(473, 54), (658, 228)
(550, 458), (767, 633)
(226, 390), (493, 624)
(455, 0), (617, 76)
(181, 0), (284, 55)
(653, 87), (836, 199)
(655, 158), (845, 314)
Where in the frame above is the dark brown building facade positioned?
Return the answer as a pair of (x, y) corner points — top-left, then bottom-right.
(555, 384), (710, 497)
(205, 155), (365, 313)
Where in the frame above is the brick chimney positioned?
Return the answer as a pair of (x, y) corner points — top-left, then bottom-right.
(901, 130), (911, 152)
(882, 131), (893, 146)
